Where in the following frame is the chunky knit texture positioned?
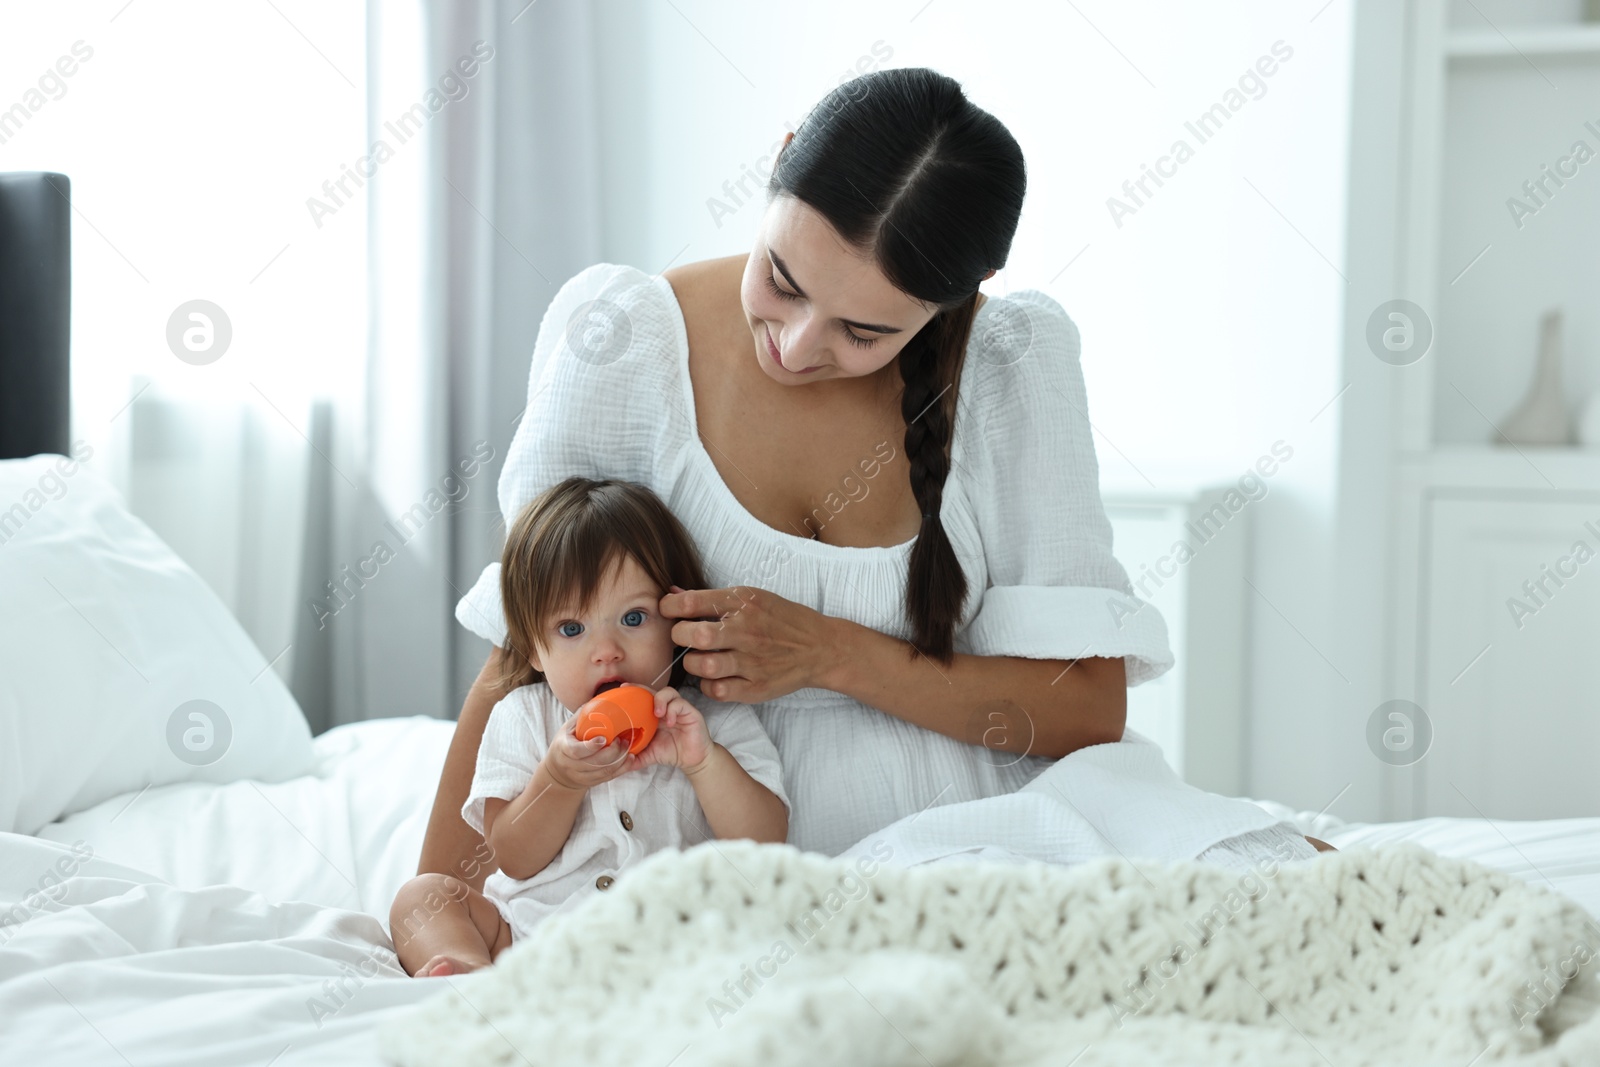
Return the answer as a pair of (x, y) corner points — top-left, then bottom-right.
(382, 841), (1600, 1066)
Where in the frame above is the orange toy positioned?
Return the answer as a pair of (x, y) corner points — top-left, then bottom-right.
(574, 683), (658, 755)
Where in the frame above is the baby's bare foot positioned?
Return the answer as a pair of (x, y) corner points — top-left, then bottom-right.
(416, 954), (487, 978)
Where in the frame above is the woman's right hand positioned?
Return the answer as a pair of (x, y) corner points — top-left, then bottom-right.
(541, 715), (639, 791)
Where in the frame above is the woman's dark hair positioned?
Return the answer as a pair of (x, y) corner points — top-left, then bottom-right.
(496, 477), (708, 695)
(768, 67), (1026, 664)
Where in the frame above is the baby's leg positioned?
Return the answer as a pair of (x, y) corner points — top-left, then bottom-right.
(390, 872), (513, 977)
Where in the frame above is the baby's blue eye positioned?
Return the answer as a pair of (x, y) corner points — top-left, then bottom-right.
(623, 609), (646, 627)
(558, 621), (583, 638)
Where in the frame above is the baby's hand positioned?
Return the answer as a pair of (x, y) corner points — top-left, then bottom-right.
(543, 715), (640, 791)
(633, 686), (712, 773)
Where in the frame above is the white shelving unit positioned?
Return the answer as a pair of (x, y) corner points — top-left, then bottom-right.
(1385, 0), (1600, 819)
(1446, 25), (1600, 58)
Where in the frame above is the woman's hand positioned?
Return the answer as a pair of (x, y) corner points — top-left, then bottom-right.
(659, 584), (839, 704)
(633, 686), (712, 773)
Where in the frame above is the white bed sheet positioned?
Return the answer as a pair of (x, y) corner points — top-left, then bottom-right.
(1, 833), (430, 1066)
(7, 717), (456, 1066)
(32, 716), (456, 919)
(5, 717), (1598, 1066)
(1260, 798), (1600, 919)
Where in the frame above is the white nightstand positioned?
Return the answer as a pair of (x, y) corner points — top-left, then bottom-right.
(1103, 484), (1251, 795)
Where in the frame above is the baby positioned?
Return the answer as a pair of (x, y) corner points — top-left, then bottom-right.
(390, 477), (790, 977)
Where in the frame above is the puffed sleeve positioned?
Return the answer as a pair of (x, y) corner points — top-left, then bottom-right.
(461, 687), (550, 834)
(455, 263), (663, 648)
(690, 689), (790, 813)
(957, 291), (1175, 686)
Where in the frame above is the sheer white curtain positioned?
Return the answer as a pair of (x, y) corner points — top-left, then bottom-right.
(15, 2), (606, 732)
(4, 4), (363, 724)
(287, 0), (605, 730)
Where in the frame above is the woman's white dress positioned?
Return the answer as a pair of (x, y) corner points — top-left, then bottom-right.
(456, 263), (1311, 870)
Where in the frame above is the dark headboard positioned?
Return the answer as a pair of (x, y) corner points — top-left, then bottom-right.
(0, 172), (71, 460)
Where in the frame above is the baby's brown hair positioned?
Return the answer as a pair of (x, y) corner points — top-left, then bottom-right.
(495, 477), (709, 694)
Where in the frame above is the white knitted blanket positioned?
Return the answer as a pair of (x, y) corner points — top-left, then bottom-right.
(381, 841), (1600, 1067)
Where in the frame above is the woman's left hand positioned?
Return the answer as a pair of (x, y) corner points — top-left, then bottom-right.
(659, 584), (839, 704)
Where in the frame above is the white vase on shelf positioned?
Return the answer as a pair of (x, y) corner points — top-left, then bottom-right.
(1498, 308), (1571, 447)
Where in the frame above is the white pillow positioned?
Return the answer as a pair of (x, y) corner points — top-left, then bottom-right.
(0, 451), (314, 835)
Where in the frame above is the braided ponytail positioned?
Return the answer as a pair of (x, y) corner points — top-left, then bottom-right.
(898, 292), (981, 662)
(769, 67), (1025, 666)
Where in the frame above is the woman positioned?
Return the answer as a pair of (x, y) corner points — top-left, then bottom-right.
(420, 67), (1316, 888)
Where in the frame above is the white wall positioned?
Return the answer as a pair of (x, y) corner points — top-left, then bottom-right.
(1246, 0), (1403, 823)
(587, 0), (1351, 479)
(586, 0), (1369, 814)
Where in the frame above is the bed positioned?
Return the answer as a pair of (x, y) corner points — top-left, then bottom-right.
(4, 170), (1599, 1065)
(6, 715), (1600, 1065)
